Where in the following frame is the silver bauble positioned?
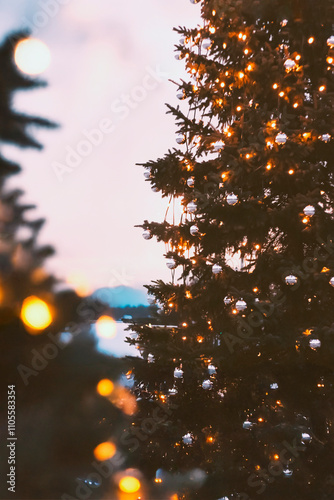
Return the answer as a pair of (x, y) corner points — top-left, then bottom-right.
(187, 177), (195, 188)
(309, 339), (321, 349)
(176, 134), (186, 144)
(142, 229), (153, 240)
(327, 35), (334, 47)
(243, 420), (252, 430)
(201, 38), (212, 50)
(166, 258), (177, 269)
(303, 205), (315, 216)
(330, 277), (334, 287)
(212, 263), (223, 274)
(226, 193), (238, 205)
(182, 433), (193, 444)
(236, 299), (247, 311)
(321, 133), (331, 142)
(208, 364), (216, 375)
(202, 379), (213, 390)
(174, 367), (184, 378)
(285, 274), (298, 285)
(190, 225), (199, 236)
(284, 58), (296, 70)
(275, 132), (287, 144)
(187, 201), (197, 213)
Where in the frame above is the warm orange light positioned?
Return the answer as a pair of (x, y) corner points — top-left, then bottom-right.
(245, 153), (251, 159)
(321, 267), (330, 273)
(197, 335), (204, 343)
(119, 476), (141, 493)
(274, 454), (279, 460)
(258, 417), (264, 422)
(169, 303), (174, 308)
(97, 379), (114, 396)
(232, 309), (238, 315)
(209, 26), (216, 34)
(21, 296), (52, 332)
(96, 315), (116, 339)
(303, 329), (312, 336)
(247, 64), (253, 71)
(308, 36), (314, 44)
(302, 217), (309, 224)
(327, 56), (333, 64)
(272, 83), (278, 89)
(220, 82), (225, 88)
(239, 71), (245, 79)
(238, 33), (243, 39)
(244, 48), (249, 55)
(185, 291), (192, 299)
(94, 442), (116, 461)
(182, 336), (187, 340)
(206, 436), (215, 443)
(223, 43), (227, 49)
(279, 91), (285, 97)
(255, 244), (260, 250)
(295, 54), (301, 61)
(293, 103), (299, 108)
(236, 106), (242, 112)
(319, 85), (326, 92)
(288, 169), (294, 175)
(266, 164), (272, 170)
(182, 322), (188, 327)
(212, 9), (216, 16)
(155, 478), (163, 483)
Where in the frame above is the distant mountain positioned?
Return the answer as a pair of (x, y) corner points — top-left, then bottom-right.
(92, 286), (148, 308)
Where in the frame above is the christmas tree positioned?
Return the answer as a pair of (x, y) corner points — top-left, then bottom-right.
(127, 0), (334, 498)
(0, 32), (136, 500)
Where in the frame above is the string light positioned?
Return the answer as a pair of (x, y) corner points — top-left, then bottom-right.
(97, 379), (114, 396)
(319, 85), (326, 92)
(279, 91), (285, 97)
(238, 71), (245, 79)
(21, 296), (52, 332)
(308, 36), (314, 44)
(272, 83), (278, 89)
(266, 163), (272, 170)
(295, 54), (301, 61)
(327, 56), (333, 64)
(244, 48), (249, 55)
(288, 169), (294, 175)
(236, 105), (242, 112)
(293, 103), (299, 108)
(209, 26), (216, 34)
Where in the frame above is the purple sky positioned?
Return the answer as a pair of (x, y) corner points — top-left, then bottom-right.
(0, 0), (201, 294)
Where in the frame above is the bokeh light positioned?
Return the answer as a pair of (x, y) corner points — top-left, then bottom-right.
(96, 315), (116, 339)
(21, 296), (52, 332)
(67, 271), (92, 297)
(97, 378), (114, 396)
(93, 441), (116, 461)
(14, 38), (51, 75)
(118, 476), (141, 493)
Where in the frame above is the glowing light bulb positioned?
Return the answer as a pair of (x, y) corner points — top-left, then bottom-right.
(293, 103), (299, 108)
(253, 287), (259, 293)
(302, 217), (309, 224)
(97, 379), (114, 396)
(308, 36), (314, 44)
(274, 454), (279, 460)
(21, 296), (52, 332)
(295, 54), (301, 61)
(212, 9), (216, 16)
(119, 476), (141, 493)
(14, 38), (51, 75)
(288, 169), (294, 175)
(273, 83), (278, 89)
(247, 64), (253, 71)
(266, 163), (272, 170)
(209, 26), (216, 34)
(319, 85), (326, 92)
(239, 71), (245, 79)
(94, 442), (116, 461)
(279, 91), (285, 97)
(327, 56), (333, 64)
(236, 105), (242, 111)
(244, 48), (249, 55)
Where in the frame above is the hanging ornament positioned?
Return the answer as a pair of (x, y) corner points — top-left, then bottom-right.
(144, 169), (151, 179)
(201, 38), (212, 50)
(147, 353), (155, 363)
(327, 35), (334, 47)
(177, 89), (186, 100)
(309, 338), (321, 349)
(301, 432), (312, 443)
(169, 387), (178, 395)
(212, 263), (223, 274)
(174, 367), (184, 378)
(176, 134), (186, 144)
(202, 379), (213, 390)
(187, 201), (197, 213)
(243, 420), (252, 430)
(329, 277), (334, 287)
(151, 186), (159, 192)
(270, 383), (279, 390)
(224, 295), (232, 305)
(142, 229), (153, 240)
(284, 58), (296, 70)
(321, 133), (331, 142)
(190, 224), (199, 236)
(226, 193), (238, 205)
(283, 469), (293, 477)
(212, 140), (225, 152)
(166, 258), (177, 269)
(275, 132), (287, 144)
(208, 364), (216, 375)
(187, 177), (195, 188)
(182, 433), (193, 445)
(303, 205), (315, 216)
(285, 274), (298, 285)
(236, 299), (247, 311)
